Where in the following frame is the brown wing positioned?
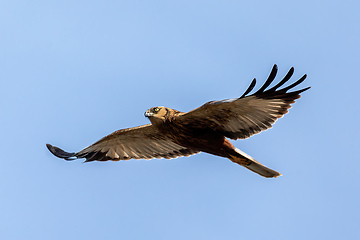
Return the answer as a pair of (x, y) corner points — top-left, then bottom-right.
(178, 65), (310, 140)
(46, 124), (199, 162)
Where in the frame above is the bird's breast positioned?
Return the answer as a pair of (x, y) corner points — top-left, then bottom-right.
(158, 121), (226, 151)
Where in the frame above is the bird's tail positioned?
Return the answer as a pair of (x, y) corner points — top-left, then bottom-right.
(229, 148), (281, 178)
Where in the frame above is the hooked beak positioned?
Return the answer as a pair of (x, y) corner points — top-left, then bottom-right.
(144, 111), (153, 117)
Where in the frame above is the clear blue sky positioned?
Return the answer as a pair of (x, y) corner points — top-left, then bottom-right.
(1, 1), (359, 239)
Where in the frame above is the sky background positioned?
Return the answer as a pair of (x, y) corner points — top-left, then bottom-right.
(1, 0), (359, 239)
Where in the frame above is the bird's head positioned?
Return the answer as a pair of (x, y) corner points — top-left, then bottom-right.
(145, 106), (167, 120)
(144, 106), (179, 125)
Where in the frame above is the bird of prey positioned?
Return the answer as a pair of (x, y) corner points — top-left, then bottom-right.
(47, 65), (309, 178)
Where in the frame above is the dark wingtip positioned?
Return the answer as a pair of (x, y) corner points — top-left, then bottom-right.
(240, 78), (257, 98)
(299, 86), (311, 93)
(254, 64), (278, 94)
(267, 67), (295, 92)
(46, 143), (76, 160)
(240, 65), (309, 100)
(279, 73), (308, 93)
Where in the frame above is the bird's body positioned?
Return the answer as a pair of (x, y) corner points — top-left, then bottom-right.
(47, 65), (310, 178)
(146, 108), (229, 157)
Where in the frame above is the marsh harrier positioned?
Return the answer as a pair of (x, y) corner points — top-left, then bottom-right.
(47, 65), (309, 178)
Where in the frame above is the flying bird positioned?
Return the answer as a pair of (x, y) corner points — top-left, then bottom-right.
(47, 65), (309, 178)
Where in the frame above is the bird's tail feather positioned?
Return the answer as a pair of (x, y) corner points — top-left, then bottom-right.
(230, 148), (281, 178)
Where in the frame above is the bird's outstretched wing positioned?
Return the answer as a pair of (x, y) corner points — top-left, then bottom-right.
(47, 124), (199, 162)
(178, 64), (310, 140)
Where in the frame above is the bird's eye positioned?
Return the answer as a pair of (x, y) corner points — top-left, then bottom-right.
(154, 107), (160, 112)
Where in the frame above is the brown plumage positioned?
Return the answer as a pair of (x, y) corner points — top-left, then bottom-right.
(46, 65), (310, 178)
